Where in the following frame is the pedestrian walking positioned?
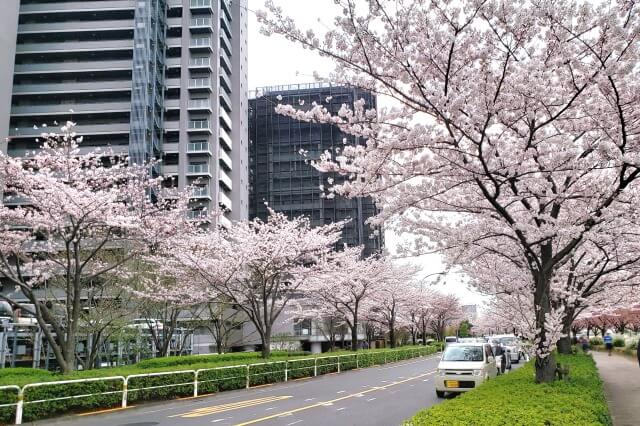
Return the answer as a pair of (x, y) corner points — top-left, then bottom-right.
(604, 332), (614, 356)
(580, 336), (589, 353)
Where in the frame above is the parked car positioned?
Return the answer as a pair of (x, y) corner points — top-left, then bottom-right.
(127, 319), (164, 331)
(444, 336), (458, 345)
(496, 334), (523, 363)
(435, 342), (498, 397)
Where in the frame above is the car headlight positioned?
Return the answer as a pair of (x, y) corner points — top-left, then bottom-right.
(437, 368), (446, 376)
(473, 370), (483, 376)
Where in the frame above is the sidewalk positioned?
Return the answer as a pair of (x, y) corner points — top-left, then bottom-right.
(592, 351), (640, 426)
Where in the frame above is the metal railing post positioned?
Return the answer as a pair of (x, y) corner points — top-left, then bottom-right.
(337, 357), (341, 374)
(314, 358), (317, 377)
(284, 361), (288, 382)
(15, 388), (23, 425)
(356, 353), (359, 369)
(245, 365), (250, 389)
(194, 370), (199, 398)
(384, 352), (387, 364)
(122, 377), (128, 408)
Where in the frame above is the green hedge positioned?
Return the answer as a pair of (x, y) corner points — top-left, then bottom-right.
(405, 353), (611, 426)
(135, 351), (309, 369)
(613, 337), (625, 348)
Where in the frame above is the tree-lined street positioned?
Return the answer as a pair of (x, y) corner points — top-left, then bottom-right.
(34, 353), (501, 426)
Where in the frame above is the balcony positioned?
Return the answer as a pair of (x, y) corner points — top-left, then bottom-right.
(190, 37), (212, 51)
(219, 70), (231, 94)
(188, 99), (212, 111)
(188, 78), (212, 91)
(191, 186), (211, 199)
(219, 33), (232, 57)
(221, 0), (232, 22)
(10, 123), (129, 138)
(162, 142), (179, 153)
(20, 0), (134, 14)
(220, 13), (232, 40)
(187, 209), (209, 220)
(220, 108), (232, 131)
(188, 120), (211, 133)
(218, 214), (232, 229)
(219, 148), (232, 170)
(16, 39), (133, 55)
(11, 101), (130, 116)
(187, 141), (211, 154)
(190, 0), (213, 11)
(164, 121), (179, 132)
(218, 191), (232, 211)
(165, 78), (181, 89)
(13, 80), (131, 95)
(19, 19), (135, 34)
(162, 164), (179, 176)
(189, 57), (212, 70)
(219, 90), (232, 113)
(166, 37), (181, 49)
(219, 169), (232, 191)
(164, 99), (179, 110)
(190, 17), (212, 33)
(165, 57), (181, 68)
(187, 164), (211, 176)
(220, 48), (232, 75)
(219, 127), (232, 150)
(14, 60), (133, 75)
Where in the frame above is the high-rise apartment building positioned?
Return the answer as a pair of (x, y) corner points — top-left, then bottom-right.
(5, 0), (248, 224)
(249, 83), (383, 257)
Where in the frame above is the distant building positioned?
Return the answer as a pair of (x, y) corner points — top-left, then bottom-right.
(0, 1), (19, 148)
(248, 83), (383, 257)
(462, 305), (478, 324)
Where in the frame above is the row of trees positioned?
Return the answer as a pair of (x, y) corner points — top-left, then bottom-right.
(258, 0), (640, 382)
(0, 125), (465, 372)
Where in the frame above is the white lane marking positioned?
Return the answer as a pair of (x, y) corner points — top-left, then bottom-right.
(398, 376), (405, 379)
(336, 390), (346, 394)
(409, 384), (415, 387)
(366, 398), (376, 402)
(265, 407), (275, 411)
(321, 402), (334, 406)
(354, 393), (364, 398)
(211, 419), (232, 423)
(336, 407), (347, 411)
(304, 398), (316, 402)
(279, 413), (293, 417)
(287, 420), (303, 426)
(381, 380), (388, 383)
(423, 379), (430, 382)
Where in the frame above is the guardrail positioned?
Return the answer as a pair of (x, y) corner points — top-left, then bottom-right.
(1, 346), (440, 424)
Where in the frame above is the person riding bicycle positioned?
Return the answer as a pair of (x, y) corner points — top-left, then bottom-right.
(603, 332), (614, 356)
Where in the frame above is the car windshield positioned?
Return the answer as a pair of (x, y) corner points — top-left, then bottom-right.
(500, 337), (516, 345)
(442, 346), (484, 362)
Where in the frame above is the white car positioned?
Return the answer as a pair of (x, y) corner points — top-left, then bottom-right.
(435, 342), (498, 397)
(495, 334), (523, 363)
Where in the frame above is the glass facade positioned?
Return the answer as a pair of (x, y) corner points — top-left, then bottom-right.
(249, 84), (383, 257)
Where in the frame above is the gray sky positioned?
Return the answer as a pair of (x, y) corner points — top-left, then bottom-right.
(246, 0), (481, 305)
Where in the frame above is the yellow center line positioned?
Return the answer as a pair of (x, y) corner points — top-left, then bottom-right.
(233, 370), (436, 426)
(169, 395), (293, 418)
(76, 406), (136, 417)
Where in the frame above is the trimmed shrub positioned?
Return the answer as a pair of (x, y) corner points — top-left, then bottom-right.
(127, 371), (194, 403)
(405, 353), (611, 426)
(590, 337), (603, 346)
(613, 337), (625, 348)
(338, 354), (358, 371)
(286, 358), (315, 380)
(316, 355), (340, 375)
(135, 351), (309, 369)
(247, 361), (286, 386)
(197, 365), (247, 394)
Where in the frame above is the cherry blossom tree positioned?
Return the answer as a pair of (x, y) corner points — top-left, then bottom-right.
(426, 294), (464, 341)
(364, 264), (419, 348)
(0, 123), (191, 373)
(260, 0), (640, 382)
(304, 247), (393, 351)
(161, 210), (345, 358)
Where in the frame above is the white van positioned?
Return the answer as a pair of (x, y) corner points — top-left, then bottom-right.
(435, 342), (498, 397)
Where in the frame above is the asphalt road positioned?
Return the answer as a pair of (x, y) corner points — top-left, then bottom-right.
(37, 354), (523, 426)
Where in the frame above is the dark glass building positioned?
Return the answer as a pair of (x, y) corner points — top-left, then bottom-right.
(249, 83), (383, 257)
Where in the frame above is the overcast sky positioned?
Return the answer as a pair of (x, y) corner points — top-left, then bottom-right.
(245, 0), (481, 305)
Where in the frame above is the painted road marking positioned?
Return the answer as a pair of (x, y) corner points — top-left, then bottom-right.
(170, 396), (293, 418)
(336, 390), (346, 394)
(76, 406), (135, 417)
(366, 398), (376, 402)
(233, 370), (437, 426)
(304, 398), (315, 402)
(336, 407), (347, 411)
(287, 420), (303, 425)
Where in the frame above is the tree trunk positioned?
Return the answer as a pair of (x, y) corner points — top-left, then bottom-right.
(351, 323), (359, 351)
(261, 325), (271, 358)
(557, 307), (575, 355)
(389, 320), (396, 349)
(533, 266), (557, 383)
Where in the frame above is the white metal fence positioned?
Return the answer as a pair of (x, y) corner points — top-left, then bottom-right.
(1, 346), (440, 424)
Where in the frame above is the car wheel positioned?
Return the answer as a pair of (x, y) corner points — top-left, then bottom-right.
(514, 353), (520, 364)
(436, 390), (445, 398)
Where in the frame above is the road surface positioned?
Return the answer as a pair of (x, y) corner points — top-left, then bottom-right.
(37, 353), (522, 426)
